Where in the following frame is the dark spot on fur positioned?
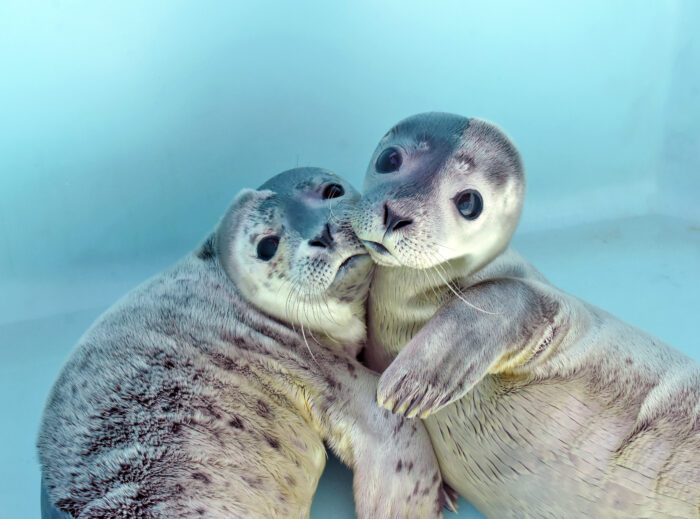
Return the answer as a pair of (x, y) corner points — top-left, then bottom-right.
(228, 416), (244, 429)
(346, 361), (357, 378)
(197, 235), (216, 260)
(396, 460), (403, 472)
(322, 374), (340, 390)
(197, 507), (206, 515)
(192, 472), (211, 484)
(243, 475), (263, 488)
(264, 433), (280, 449)
(256, 399), (271, 418)
(436, 487), (447, 515)
(455, 151), (475, 168)
(210, 352), (236, 371)
(54, 498), (82, 517)
(407, 461), (414, 472)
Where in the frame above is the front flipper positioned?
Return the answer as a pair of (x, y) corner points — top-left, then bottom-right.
(298, 348), (449, 518)
(377, 278), (565, 418)
(352, 415), (451, 518)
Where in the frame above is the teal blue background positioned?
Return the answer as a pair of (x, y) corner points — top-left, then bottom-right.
(1, 1), (698, 517)
(2, 0), (699, 289)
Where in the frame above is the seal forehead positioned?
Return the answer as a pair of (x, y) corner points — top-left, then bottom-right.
(259, 167), (342, 192)
(456, 119), (524, 188)
(371, 113), (469, 189)
(383, 112), (469, 147)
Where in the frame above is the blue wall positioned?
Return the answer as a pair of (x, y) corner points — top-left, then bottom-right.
(660, 0), (700, 223)
(0, 0), (695, 281)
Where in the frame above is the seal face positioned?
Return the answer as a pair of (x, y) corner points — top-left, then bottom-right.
(352, 112), (524, 272)
(218, 167), (373, 348)
(353, 113), (700, 517)
(38, 167), (447, 519)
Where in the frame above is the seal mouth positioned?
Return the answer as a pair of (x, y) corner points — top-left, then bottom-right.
(361, 240), (402, 267)
(362, 240), (392, 255)
(335, 253), (368, 277)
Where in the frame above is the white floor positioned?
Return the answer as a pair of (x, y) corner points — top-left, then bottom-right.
(1, 214), (698, 518)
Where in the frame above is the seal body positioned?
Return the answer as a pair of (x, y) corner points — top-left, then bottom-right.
(352, 113), (700, 518)
(369, 249), (700, 518)
(38, 168), (447, 519)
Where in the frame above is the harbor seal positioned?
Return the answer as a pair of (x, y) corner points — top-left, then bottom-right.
(351, 113), (700, 518)
(38, 167), (448, 519)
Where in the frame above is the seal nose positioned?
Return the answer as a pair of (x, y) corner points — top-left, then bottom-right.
(383, 203), (413, 233)
(309, 223), (334, 249)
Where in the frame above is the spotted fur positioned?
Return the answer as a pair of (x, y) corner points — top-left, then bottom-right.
(38, 168), (447, 519)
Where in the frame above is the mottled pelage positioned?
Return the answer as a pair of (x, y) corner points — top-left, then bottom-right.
(38, 167), (447, 519)
(352, 113), (700, 517)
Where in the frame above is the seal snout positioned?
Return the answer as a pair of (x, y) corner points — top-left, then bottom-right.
(308, 222), (334, 249)
(360, 239), (402, 267)
(362, 240), (392, 256)
(383, 203), (413, 234)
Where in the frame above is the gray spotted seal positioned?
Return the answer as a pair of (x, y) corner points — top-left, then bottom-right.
(351, 113), (700, 518)
(38, 167), (448, 519)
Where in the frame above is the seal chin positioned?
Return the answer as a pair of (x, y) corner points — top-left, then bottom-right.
(326, 253), (373, 305)
(361, 240), (403, 267)
(330, 253), (372, 286)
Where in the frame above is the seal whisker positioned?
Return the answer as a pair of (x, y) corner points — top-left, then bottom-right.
(301, 321), (319, 367)
(428, 255), (499, 316)
(284, 279), (302, 336)
(421, 263), (443, 302)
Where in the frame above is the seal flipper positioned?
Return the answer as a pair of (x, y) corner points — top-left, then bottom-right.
(298, 351), (447, 519)
(377, 278), (566, 418)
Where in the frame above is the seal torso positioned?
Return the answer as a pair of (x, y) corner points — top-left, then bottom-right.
(368, 247), (700, 518)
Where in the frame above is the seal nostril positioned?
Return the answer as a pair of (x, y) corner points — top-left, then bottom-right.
(391, 218), (413, 231)
(309, 223), (334, 248)
(383, 204), (413, 233)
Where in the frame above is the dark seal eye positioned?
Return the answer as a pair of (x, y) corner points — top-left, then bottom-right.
(376, 147), (402, 173)
(455, 190), (483, 220)
(322, 183), (345, 199)
(256, 236), (279, 261)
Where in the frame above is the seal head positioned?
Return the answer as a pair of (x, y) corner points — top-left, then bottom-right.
(217, 167), (372, 346)
(352, 112), (525, 273)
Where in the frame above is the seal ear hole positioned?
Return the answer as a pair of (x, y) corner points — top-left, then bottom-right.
(376, 147), (402, 173)
(257, 236), (280, 261)
(322, 183), (345, 200)
(455, 190), (483, 220)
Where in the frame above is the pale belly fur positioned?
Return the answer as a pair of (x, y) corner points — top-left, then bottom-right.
(368, 254), (699, 518)
(425, 373), (698, 518)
